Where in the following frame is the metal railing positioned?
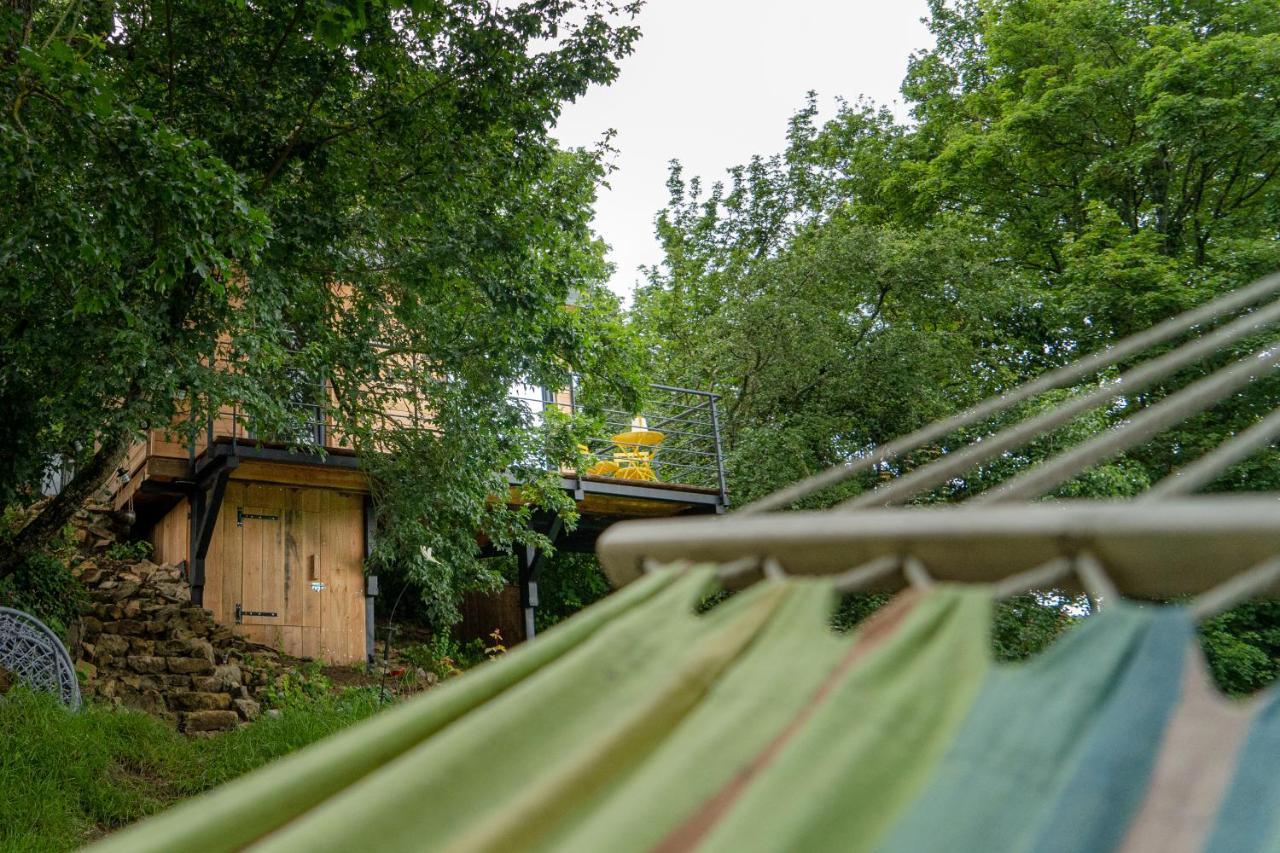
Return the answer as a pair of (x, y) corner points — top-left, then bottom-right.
(508, 378), (728, 500)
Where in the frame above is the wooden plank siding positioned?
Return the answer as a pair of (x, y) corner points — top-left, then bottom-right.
(149, 497), (191, 566)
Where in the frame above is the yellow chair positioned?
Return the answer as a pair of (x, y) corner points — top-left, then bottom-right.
(581, 417), (665, 481)
(612, 450), (658, 481)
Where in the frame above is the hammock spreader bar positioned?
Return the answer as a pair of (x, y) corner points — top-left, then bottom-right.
(597, 496), (1280, 597)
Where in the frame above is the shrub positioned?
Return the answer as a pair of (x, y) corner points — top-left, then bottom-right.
(102, 540), (153, 563)
(530, 552), (612, 632)
(0, 551), (86, 638)
(401, 634), (464, 681)
(259, 661), (332, 711)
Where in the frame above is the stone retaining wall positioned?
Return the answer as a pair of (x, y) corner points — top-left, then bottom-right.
(70, 509), (287, 733)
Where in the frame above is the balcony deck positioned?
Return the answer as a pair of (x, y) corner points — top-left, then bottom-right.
(110, 381), (729, 527)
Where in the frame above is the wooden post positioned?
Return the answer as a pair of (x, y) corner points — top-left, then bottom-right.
(518, 542), (539, 642)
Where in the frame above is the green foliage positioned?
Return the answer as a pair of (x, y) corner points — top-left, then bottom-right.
(0, 689), (182, 852)
(629, 0), (1280, 669)
(991, 594), (1084, 663)
(831, 593), (892, 633)
(401, 634), (467, 681)
(895, 0), (1280, 489)
(259, 661), (333, 712)
(0, 519), (83, 636)
(531, 553), (613, 632)
(102, 540), (153, 563)
(1, 1), (648, 621)
(831, 591), (1081, 664)
(634, 108), (1033, 506)
(0, 0), (272, 512)
(638, 0), (1280, 508)
(0, 687), (378, 852)
(0, 553), (86, 638)
(190, 687), (382, 788)
(1199, 600), (1280, 697)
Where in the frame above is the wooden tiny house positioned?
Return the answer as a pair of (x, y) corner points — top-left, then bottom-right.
(107, 380), (727, 665)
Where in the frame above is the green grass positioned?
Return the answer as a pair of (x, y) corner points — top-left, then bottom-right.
(0, 688), (382, 852)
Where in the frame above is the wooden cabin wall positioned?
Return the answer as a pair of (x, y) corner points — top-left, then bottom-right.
(150, 499), (191, 567)
(457, 585), (525, 646)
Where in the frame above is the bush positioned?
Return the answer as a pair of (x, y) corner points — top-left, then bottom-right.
(401, 629), (506, 682)
(0, 511), (84, 637)
(0, 551), (86, 638)
(258, 661), (332, 711)
(401, 634), (465, 680)
(529, 552), (612, 632)
(102, 540), (153, 563)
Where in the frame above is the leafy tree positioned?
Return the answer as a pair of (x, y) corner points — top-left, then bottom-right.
(1200, 601), (1280, 696)
(899, 0), (1280, 493)
(1, 0), (646, 623)
(633, 99), (1043, 506)
(635, 0), (1280, 687)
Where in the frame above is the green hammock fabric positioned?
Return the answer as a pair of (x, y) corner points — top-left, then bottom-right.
(690, 585), (991, 853)
(92, 565), (1280, 853)
(547, 582), (992, 852)
(91, 569), (993, 853)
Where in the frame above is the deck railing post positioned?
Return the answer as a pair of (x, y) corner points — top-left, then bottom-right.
(709, 394), (728, 508)
(568, 374), (583, 497)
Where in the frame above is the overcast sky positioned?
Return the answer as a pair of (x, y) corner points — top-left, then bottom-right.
(551, 1), (934, 301)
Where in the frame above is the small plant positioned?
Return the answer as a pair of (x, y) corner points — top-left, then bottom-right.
(260, 661), (332, 711)
(332, 685), (387, 713)
(103, 539), (153, 562)
(455, 638), (484, 670)
(401, 634), (464, 681)
(484, 629), (507, 660)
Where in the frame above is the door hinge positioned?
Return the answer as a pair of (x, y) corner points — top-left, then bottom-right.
(237, 508), (279, 527)
(234, 603), (278, 623)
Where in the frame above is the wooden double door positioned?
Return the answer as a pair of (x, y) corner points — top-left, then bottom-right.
(205, 482), (366, 664)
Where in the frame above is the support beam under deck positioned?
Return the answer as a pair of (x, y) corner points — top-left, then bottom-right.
(187, 456), (238, 606)
(518, 513), (563, 641)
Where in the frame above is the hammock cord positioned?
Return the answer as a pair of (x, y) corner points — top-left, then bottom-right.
(977, 339), (1280, 503)
(1144, 406), (1280, 499)
(739, 271), (1280, 514)
(844, 301), (1280, 508)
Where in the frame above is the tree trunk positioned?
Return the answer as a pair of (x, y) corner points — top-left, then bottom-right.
(0, 427), (135, 579)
